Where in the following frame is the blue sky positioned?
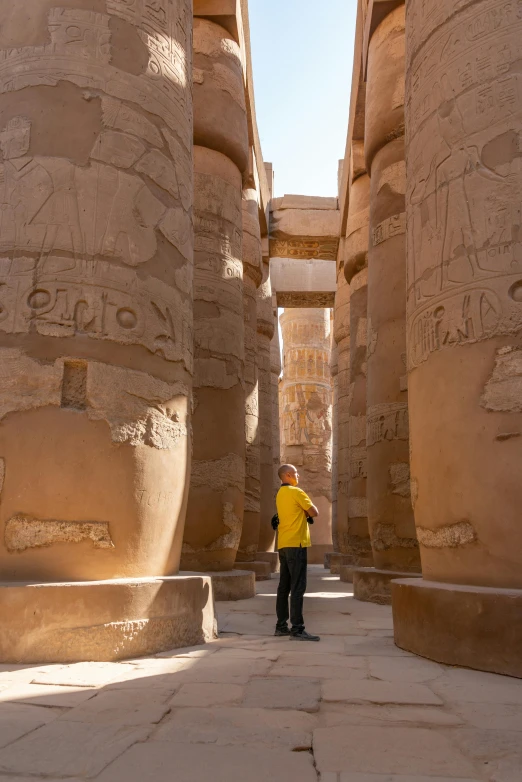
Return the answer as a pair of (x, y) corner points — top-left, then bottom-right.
(248, 0), (357, 199)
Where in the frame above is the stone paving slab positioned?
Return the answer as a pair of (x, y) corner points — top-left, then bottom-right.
(96, 743), (318, 782)
(153, 706), (316, 749)
(243, 676), (321, 712)
(322, 679), (443, 706)
(0, 683), (99, 708)
(61, 688), (171, 725)
(320, 775), (482, 782)
(170, 682), (245, 707)
(0, 567), (521, 781)
(0, 722), (151, 778)
(313, 725), (477, 777)
(317, 704), (464, 728)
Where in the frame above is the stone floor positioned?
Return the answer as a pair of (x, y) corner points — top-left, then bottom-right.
(0, 566), (521, 782)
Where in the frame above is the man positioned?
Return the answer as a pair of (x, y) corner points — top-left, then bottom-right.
(274, 464), (320, 641)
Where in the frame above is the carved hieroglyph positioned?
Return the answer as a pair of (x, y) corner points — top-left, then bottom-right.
(280, 308), (333, 563)
(271, 302), (282, 498)
(256, 263), (276, 553)
(406, 0), (522, 588)
(0, 1), (193, 582)
(366, 7), (420, 574)
(237, 190), (263, 562)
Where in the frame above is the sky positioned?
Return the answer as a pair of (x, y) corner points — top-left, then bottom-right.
(248, 0), (358, 199)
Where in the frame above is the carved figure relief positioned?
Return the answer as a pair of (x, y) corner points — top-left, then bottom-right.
(407, 0), (522, 367)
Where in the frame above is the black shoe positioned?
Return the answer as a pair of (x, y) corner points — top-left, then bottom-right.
(290, 630), (320, 642)
(274, 626), (291, 636)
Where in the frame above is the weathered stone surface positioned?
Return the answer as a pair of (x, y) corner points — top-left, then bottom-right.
(153, 706), (315, 749)
(243, 677), (321, 712)
(270, 198), (340, 261)
(400, 0), (522, 673)
(364, 7), (419, 584)
(0, 0), (194, 590)
(279, 309), (333, 562)
(182, 145), (245, 572)
(170, 683), (244, 708)
(95, 744), (318, 782)
(0, 722), (150, 778)
(63, 688), (170, 725)
(392, 579), (522, 679)
(313, 726), (476, 777)
(0, 576), (216, 664)
(322, 680), (443, 706)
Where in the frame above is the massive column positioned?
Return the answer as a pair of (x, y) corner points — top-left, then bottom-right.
(181, 19), (254, 598)
(355, 5), (420, 604)
(339, 169), (374, 583)
(329, 341), (339, 565)
(0, 0), (216, 662)
(280, 309), (333, 564)
(256, 265), (277, 561)
(236, 189), (263, 565)
(393, 0), (522, 677)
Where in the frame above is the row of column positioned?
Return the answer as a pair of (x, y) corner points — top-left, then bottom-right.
(331, 5), (420, 598)
(336, 0), (522, 677)
(0, 4), (280, 635)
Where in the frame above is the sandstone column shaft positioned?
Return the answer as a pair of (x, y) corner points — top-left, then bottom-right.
(280, 308), (333, 563)
(341, 172), (373, 567)
(257, 265), (276, 552)
(392, 0), (522, 679)
(406, 0), (522, 587)
(365, 6), (420, 573)
(0, 0), (193, 582)
(182, 19), (248, 571)
(271, 302), (282, 495)
(330, 342), (339, 552)
(237, 189), (263, 562)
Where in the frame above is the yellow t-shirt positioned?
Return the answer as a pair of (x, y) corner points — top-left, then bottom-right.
(276, 485), (313, 549)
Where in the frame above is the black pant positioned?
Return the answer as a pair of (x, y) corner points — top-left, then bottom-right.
(276, 547), (308, 633)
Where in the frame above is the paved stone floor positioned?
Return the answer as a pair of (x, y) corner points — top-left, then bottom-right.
(0, 566), (521, 781)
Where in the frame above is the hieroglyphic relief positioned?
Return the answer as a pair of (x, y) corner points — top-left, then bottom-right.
(407, 0), (522, 367)
(270, 238), (339, 261)
(367, 403), (409, 447)
(0, 5), (191, 147)
(281, 383), (332, 449)
(0, 113), (192, 368)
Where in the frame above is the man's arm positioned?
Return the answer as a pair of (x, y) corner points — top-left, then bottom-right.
(307, 504), (319, 518)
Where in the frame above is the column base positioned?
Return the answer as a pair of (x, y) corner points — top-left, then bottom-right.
(340, 564), (356, 584)
(328, 552), (345, 575)
(256, 552), (280, 573)
(0, 576), (217, 664)
(309, 545), (334, 566)
(324, 552), (335, 569)
(233, 562), (271, 581)
(354, 567), (422, 605)
(200, 569), (256, 601)
(392, 578), (522, 679)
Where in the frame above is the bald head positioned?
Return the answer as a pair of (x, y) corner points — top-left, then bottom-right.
(278, 464), (299, 486)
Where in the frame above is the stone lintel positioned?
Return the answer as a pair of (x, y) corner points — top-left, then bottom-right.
(270, 200), (341, 262)
(270, 258), (336, 306)
(277, 292), (335, 309)
(194, 0), (241, 42)
(392, 578), (522, 679)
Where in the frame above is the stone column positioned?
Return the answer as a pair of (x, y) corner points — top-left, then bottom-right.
(356, 5), (421, 604)
(393, 0), (522, 678)
(0, 1), (216, 662)
(236, 189), (263, 564)
(256, 265), (277, 563)
(329, 341), (339, 568)
(340, 171), (374, 584)
(181, 19), (254, 599)
(257, 301), (282, 573)
(280, 309), (333, 564)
